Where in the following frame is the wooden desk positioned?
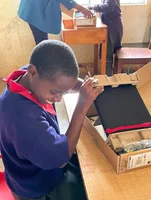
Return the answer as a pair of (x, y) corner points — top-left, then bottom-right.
(1, 80), (150, 200)
(57, 94), (151, 200)
(61, 18), (108, 75)
(76, 128), (151, 200)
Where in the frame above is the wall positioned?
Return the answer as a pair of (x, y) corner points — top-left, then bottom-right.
(122, 1), (151, 43)
(0, 0), (151, 77)
(0, 0), (60, 78)
(65, 1), (151, 65)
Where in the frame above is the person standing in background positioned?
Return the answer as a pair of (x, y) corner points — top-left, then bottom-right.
(18, 0), (93, 45)
(89, 0), (123, 76)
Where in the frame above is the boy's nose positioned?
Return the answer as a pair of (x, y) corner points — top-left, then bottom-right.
(53, 94), (63, 102)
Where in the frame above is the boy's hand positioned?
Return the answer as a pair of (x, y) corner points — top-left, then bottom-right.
(87, 5), (94, 10)
(74, 4), (93, 18)
(80, 7), (94, 18)
(77, 77), (104, 113)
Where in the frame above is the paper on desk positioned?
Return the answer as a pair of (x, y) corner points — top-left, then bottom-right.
(95, 125), (107, 141)
(63, 93), (79, 121)
(64, 93), (107, 141)
(89, 116), (98, 125)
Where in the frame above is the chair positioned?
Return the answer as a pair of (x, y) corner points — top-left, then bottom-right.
(0, 155), (14, 200)
(114, 38), (151, 74)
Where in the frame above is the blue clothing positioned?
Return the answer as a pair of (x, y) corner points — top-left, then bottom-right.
(94, 0), (123, 51)
(29, 24), (48, 45)
(0, 65), (69, 198)
(94, 0), (123, 75)
(18, 0), (76, 34)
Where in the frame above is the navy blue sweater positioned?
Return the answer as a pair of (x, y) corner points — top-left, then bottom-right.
(0, 67), (69, 198)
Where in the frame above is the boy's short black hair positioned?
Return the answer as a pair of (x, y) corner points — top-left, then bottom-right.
(30, 40), (79, 79)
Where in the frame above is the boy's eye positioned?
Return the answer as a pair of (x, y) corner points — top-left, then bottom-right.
(50, 90), (56, 95)
(49, 90), (68, 95)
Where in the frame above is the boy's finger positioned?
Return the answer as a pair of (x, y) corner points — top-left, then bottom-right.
(93, 86), (104, 94)
(86, 79), (99, 89)
(86, 78), (98, 86)
(84, 75), (89, 81)
(91, 79), (98, 85)
(83, 77), (95, 86)
(94, 86), (104, 90)
(88, 85), (104, 96)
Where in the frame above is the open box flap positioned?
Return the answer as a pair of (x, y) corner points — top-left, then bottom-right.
(83, 117), (120, 172)
(94, 73), (140, 87)
(137, 62), (151, 89)
(137, 62), (151, 114)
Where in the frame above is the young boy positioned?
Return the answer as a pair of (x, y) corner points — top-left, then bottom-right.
(89, 0), (123, 76)
(0, 40), (103, 200)
(18, 0), (93, 44)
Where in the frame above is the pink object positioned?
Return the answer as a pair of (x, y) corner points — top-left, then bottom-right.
(0, 155), (14, 200)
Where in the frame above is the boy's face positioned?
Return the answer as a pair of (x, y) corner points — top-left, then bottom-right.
(27, 65), (77, 104)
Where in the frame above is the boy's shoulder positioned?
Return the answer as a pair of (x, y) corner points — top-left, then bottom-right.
(0, 87), (43, 113)
(0, 85), (55, 124)
(0, 89), (51, 132)
(0, 64), (55, 118)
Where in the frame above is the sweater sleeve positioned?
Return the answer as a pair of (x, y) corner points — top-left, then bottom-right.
(94, 0), (117, 13)
(13, 103), (69, 170)
(58, 0), (77, 10)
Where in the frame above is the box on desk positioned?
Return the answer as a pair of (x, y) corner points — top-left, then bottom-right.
(73, 11), (96, 28)
(63, 62), (151, 174)
(61, 10), (96, 29)
(61, 5), (96, 29)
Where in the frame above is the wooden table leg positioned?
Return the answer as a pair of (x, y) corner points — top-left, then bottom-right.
(101, 41), (107, 74)
(113, 55), (118, 74)
(94, 44), (98, 75)
(117, 60), (123, 73)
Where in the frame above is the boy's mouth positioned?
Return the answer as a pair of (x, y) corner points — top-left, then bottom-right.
(46, 100), (53, 104)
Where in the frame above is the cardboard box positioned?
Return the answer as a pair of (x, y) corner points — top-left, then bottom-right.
(63, 62), (151, 174)
(61, 7), (96, 29)
(73, 11), (96, 28)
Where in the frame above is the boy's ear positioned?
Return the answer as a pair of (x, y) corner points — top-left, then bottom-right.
(27, 64), (39, 80)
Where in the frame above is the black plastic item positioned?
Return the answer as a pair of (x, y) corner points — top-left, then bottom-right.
(94, 85), (151, 136)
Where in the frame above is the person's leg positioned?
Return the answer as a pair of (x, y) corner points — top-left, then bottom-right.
(47, 154), (87, 200)
(12, 154), (84, 200)
(69, 152), (80, 168)
(28, 24), (48, 45)
(114, 29), (123, 53)
(11, 192), (47, 200)
(47, 170), (87, 200)
(100, 33), (114, 76)
(106, 34), (114, 76)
